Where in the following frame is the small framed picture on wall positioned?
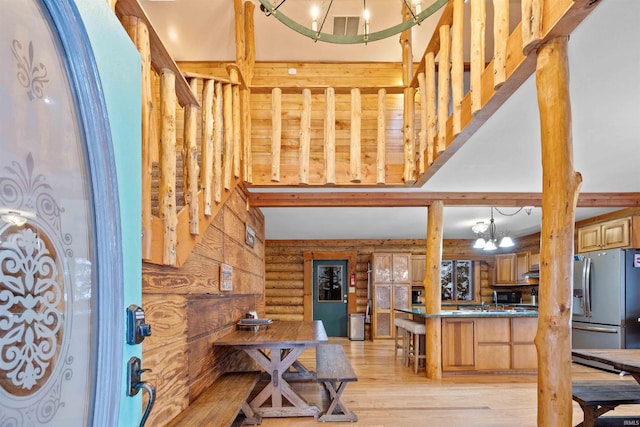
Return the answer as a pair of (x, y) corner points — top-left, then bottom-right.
(245, 224), (255, 248)
(220, 263), (233, 291)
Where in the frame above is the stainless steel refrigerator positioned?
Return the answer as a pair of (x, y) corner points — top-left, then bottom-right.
(572, 249), (640, 370)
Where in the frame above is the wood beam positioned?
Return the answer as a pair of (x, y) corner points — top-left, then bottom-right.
(246, 192), (640, 208)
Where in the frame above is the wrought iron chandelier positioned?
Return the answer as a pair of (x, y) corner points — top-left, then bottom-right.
(257, 0), (449, 44)
(471, 207), (532, 251)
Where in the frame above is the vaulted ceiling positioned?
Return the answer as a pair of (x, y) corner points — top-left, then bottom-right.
(140, 0), (639, 240)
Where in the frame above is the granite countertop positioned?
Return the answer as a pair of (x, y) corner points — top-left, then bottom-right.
(397, 307), (538, 318)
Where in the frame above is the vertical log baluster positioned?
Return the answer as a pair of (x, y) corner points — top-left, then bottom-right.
(426, 52), (437, 166)
(350, 88), (362, 183)
(493, 0), (508, 90)
(299, 89), (311, 185)
(403, 87), (416, 184)
(451, 0), (464, 135)
(241, 87), (252, 183)
(223, 83), (233, 190)
(437, 25), (451, 154)
(418, 73), (427, 174)
(229, 69), (241, 179)
(213, 82), (223, 203)
(376, 89), (386, 185)
(120, 15), (154, 260)
(159, 69), (177, 266)
(522, 0), (543, 54)
(184, 77), (200, 234)
(324, 87), (336, 185)
(471, 0), (487, 114)
(201, 79), (215, 216)
(271, 88), (282, 182)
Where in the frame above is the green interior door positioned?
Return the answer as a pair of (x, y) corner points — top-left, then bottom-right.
(313, 260), (348, 337)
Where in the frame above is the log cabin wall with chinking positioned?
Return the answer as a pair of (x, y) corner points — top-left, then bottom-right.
(141, 186), (265, 426)
(264, 233), (542, 339)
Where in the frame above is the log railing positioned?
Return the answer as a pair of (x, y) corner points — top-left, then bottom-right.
(116, 0), (245, 267)
(114, 0), (597, 264)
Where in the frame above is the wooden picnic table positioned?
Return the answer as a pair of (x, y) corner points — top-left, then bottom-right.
(215, 320), (328, 419)
(572, 349), (640, 383)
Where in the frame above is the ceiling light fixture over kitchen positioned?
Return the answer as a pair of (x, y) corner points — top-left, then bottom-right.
(258, 0), (448, 44)
(471, 207), (533, 251)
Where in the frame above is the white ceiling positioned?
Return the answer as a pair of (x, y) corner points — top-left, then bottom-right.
(140, 0), (640, 241)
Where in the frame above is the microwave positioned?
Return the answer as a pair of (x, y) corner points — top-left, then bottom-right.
(495, 291), (522, 304)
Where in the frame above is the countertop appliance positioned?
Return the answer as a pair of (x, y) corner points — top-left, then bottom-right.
(572, 249), (640, 371)
(495, 291), (522, 304)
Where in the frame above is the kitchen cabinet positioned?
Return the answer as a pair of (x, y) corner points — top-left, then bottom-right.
(411, 255), (425, 307)
(372, 253), (411, 339)
(577, 217), (631, 253)
(442, 317), (537, 373)
(495, 252), (529, 285)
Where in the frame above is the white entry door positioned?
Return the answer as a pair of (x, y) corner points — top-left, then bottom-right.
(0, 0), (141, 425)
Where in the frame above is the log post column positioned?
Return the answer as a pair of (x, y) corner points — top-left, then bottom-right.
(425, 200), (443, 379)
(534, 36), (582, 427)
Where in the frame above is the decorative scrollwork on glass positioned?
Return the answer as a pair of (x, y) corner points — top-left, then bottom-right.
(10, 40), (49, 101)
(0, 227), (63, 395)
(0, 153), (66, 241)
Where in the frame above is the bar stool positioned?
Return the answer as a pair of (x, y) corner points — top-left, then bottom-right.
(393, 317), (409, 359)
(404, 320), (426, 374)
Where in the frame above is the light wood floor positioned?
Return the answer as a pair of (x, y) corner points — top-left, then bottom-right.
(248, 338), (640, 427)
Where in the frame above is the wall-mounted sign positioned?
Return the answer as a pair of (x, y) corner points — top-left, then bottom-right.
(221, 263), (233, 291)
(634, 253), (640, 268)
(245, 224), (255, 248)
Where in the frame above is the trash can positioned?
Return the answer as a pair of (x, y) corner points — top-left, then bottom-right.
(349, 313), (365, 341)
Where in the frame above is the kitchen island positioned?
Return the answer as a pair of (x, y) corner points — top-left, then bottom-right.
(396, 307), (538, 374)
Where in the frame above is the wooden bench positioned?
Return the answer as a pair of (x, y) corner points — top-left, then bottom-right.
(166, 371), (262, 427)
(316, 344), (358, 422)
(572, 381), (640, 427)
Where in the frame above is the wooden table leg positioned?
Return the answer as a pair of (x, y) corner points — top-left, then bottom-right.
(319, 380), (358, 422)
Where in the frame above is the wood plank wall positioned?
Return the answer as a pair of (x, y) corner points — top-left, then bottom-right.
(141, 186), (265, 426)
(265, 236), (541, 338)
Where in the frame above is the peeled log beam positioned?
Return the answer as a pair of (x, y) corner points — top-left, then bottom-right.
(376, 89), (386, 184)
(324, 87), (336, 185)
(493, 0), (508, 90)
(451, 0), (464, 135)
(437, 24), (451, 154)
(426, 52), (436, 166)
(299, 88), (311, 184)
(534, 36), (581, 427)
(120, 15), (154, 260)
(271, 88), (282, 182)
(201, 79), (214, 216)
(159, 69), (177, 266)
(418, 73), (427, 174)
(223, 83), (233, 190)
(470, 0), (486, 113)
(213, 82), (223, 203)
(522, 0), (543, 54)
(184, 78), (200, 234)
(425, 201), (443, 379)
(350, 88), (362, 183)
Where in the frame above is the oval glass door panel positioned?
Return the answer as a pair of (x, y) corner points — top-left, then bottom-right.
(1, 1), (96, 424)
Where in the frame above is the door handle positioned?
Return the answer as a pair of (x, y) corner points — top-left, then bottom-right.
(127, 357), (156, 427)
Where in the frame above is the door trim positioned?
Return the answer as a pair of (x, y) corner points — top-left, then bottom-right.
(303, 251), (357, 320)
(45, 0), (124, 424)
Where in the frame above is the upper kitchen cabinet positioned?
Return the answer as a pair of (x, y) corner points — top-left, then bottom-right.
(577, 217), (631, 253)
(495, 252), (530, 286)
